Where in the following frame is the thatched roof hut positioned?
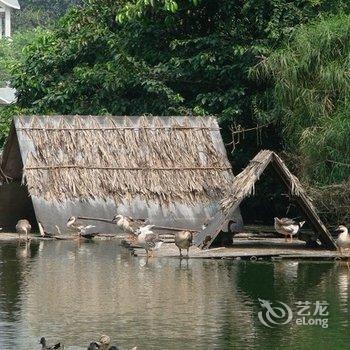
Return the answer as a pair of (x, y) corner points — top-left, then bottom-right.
(0, 115), (242, 233)
(194, 150), (336, 250)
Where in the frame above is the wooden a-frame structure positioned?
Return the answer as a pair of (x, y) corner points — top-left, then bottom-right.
(193, 150), (337, 250)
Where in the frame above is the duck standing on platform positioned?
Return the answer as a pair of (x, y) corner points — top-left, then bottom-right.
(112, 214), (147, 234)
(16, 219), (31, 241)
(67, 216), (95, 237)
(136, 224), (163, 258)
(335, 225), (350, 253)
(274, 217), (305, 243)
(174, 230), (193, 258)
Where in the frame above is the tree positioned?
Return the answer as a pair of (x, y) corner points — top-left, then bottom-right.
(254, 14), (350, 185)
(253, 14), (350, 223)
(13, 0), (82, 31)
(2, 0), (350, 223)
(11, 1), (350, 129)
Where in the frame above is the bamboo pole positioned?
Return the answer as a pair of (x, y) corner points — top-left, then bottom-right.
(77, 216), (198, 232)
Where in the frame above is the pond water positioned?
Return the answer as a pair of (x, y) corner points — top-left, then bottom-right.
(0, 240), (349, 350)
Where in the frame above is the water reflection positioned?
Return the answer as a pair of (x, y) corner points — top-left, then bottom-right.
(0, 241), (349, 349)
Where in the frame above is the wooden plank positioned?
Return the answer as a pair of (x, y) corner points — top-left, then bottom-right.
(194, 151), (273, 249)
(129, 241), (348, 260)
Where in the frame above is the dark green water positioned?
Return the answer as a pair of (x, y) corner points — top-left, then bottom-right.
(0, 240), (349, 350)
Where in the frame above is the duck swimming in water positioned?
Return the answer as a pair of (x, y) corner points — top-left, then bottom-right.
(274, 217), (305, 243)
(136, 224), (163, 258)
(87, 343), (99, 350)
(16, 219), (31, 241)
(335, 225), (350, 253)
(174, 230), (193, 258)
(39, 337), (61, 350)
(87, 334), (137, 350)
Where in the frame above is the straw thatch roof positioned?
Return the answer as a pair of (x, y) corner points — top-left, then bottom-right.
(194, 150), (336, 250)
(13, 115), (233, 206)
(220, 150), (304, 213)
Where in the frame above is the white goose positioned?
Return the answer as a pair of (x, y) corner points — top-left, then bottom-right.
(274, 217), (305, 243)
(67, 216), (95, 237)
(112, 214), (146, 233)
(335, 225), (350, 253)
(136, 224), (163, 258)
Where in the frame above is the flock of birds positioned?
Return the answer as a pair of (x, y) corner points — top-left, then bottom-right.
(12, 214), (350, 256)
(13, 214), (194, 259)
(274, 217), (350, 252)
(39, 334), (136, 350)
(10, 216), (350, 350)
(112, 214), (193, 258)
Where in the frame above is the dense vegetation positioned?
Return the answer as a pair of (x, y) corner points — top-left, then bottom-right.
(13, 0), (82, 31)
(254, 15), (350, 223)
(0, 0), (349, 223)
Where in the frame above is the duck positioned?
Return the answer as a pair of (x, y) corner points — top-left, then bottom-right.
(16, 219), (31, 241)
(87, 339), (136, 350)
(39, 337), (61, 349)
(174, 230), (193, 258)
(67, 216), (95, 237)
(87, 343), (122, 350)
(274, 217), (305, 243)
(93, 334), (111, 350)
(112, 214), (147, 234)
(136, 224), (163, 258)
(87, 343), (99, 350)
(335, 225), (350, 253)
(88, 335), (130, 350)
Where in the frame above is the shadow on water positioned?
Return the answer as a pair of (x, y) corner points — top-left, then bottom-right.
(0, 240), (349, 349)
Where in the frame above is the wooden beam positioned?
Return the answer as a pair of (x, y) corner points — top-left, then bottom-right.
(193, 201), (241, 249)
(77, 216), (199, 232)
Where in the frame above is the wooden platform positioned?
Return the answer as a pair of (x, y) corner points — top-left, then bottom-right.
(127, 237), (349, 261)
(0, 232), (119, 242)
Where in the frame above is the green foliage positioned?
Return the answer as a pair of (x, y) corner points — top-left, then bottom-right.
(0, 30), (43, 85)
(116, 0), (200, 22)
(2, 1), (350, 223)
(254, 14), (350, 186)
(8, 0), (350, 170)
(0, 105), (27, 145)
(13, 0), (82, 31)
(12, 1), (350, 120)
